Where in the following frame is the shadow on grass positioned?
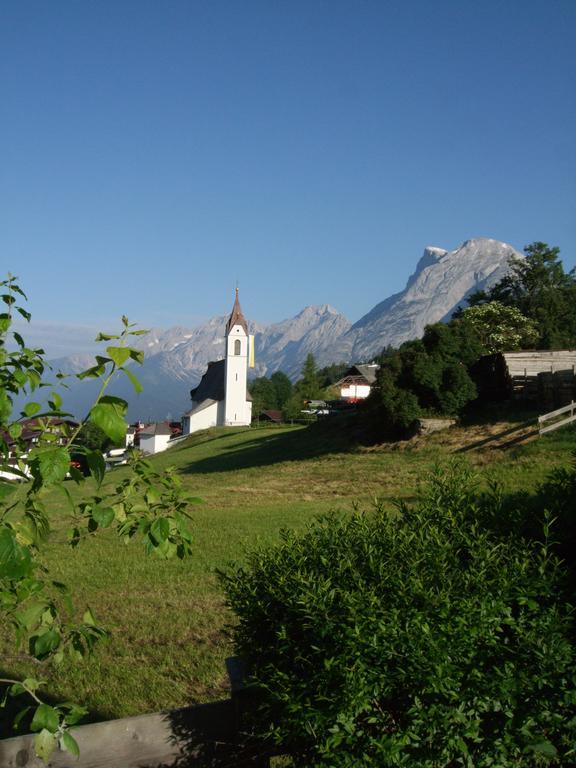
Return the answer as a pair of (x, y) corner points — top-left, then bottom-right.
(455, 420), (538, 453)
(178, 421), (359, 476)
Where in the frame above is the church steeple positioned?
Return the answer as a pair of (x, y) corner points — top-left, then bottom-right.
(226, 288), (248, 335)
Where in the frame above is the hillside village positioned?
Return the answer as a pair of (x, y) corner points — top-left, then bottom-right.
(122, 241), (576, 457)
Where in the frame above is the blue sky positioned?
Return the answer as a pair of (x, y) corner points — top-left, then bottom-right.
(2, 1), (575, 356)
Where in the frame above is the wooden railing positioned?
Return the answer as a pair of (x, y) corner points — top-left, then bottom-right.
(538, 400), (576, 436)
(0, 658), (280, 767)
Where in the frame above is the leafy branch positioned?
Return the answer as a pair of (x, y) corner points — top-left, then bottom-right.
(0, 275), (196, 760)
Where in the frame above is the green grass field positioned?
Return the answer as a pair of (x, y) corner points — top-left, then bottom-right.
(1, 418), (575, 726)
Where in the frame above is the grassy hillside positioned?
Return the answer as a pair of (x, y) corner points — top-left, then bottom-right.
(1, 419), (574, 725)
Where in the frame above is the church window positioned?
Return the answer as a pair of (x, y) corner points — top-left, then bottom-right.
(234, 339), (241, 355)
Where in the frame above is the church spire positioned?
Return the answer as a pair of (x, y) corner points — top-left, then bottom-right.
(226, 287), (248, 334)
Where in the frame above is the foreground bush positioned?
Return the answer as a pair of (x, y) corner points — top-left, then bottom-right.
(223, 465), (576, 767)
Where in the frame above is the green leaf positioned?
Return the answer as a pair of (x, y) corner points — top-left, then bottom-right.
(95, 332), (119, 341)
(34, 729), (57, 761)
(8, 422), (23, 439)
(63, 703), (88, 725)
(23, 401), (41, 417)
(92, 506), (115, 528)
(123, 366), (143, 393)
(15, 601), (47, 631)
(48, 391), (62, 410)
(77, 364), (106, 380)
(525, 741), (558, 758)
(128, 348), (145, 364)
(13, 330), (25, 348)
(13, 705), (32, 730)
(150, 518), (170, 544)
(0, 527), (32, 579)
(32, 629), (61, 660)
(106, 346), (131, 367)
(89, 398), (127, 444)
(17, 307), (32, 322)
(32, 447), (70, 486)
(0, 481), (17, 501)
(83, 608), (97, 626)
(60, 730), (80, 757)
(86, 450), (106, 487)
(31, 703), (59, 733)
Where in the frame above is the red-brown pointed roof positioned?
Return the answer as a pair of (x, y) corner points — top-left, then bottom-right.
(226, 288), (248, 334)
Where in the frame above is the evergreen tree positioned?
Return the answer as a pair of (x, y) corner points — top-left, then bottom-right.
(298, 353), (323, 400)
(270, 371), (293, 409)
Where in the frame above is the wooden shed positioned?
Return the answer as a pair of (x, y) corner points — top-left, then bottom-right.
(473, 350), (576, 408)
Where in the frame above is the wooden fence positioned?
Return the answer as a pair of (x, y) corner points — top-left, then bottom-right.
(0, 660), (281, 768)
(538, 400), (576, 436)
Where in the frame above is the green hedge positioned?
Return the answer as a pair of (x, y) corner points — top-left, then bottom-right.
(222, 465), (576, 767)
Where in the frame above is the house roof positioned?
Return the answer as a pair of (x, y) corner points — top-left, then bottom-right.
(259, 409), (283, 422)
(140, 421), (173, 436)
(336, 364), (379, 386)
(226, 288), (248, 334)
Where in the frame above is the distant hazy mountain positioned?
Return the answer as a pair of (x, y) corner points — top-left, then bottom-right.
(35, 237), (519, 421)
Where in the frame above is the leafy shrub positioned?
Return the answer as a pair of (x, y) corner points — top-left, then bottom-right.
(369, 323), (482, 435)
(223, 464), (576, 767)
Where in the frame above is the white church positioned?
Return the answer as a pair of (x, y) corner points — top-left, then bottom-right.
(182, 290), (253, 435)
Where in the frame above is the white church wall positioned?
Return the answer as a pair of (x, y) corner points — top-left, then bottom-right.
(184, 401), (220, 435)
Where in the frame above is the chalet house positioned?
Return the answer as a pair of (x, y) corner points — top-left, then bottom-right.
(335, 364), (379, 402)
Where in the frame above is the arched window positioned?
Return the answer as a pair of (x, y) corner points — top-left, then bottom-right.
(234, 339), (241, 355)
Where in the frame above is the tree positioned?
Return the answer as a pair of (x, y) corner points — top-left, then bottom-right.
(74, 421), (113, 452)
(0, 276), (195, 760)
(457, 301), (539, 354)
(249, 376), (278, 418)
(369, 322), (481, 434)
(270, 371), (293, 409)
(297, 353), (323, 401)
(469, 242), (576, 348)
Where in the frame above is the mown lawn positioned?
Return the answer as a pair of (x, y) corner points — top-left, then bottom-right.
(1, 419), (574, 726)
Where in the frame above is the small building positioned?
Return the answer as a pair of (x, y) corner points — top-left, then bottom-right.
(257, 409), (283, 424)
(183, 291), (253, 435)
(473, 350), (576, 408)
(335, 364), (379, 402)
(139, 422), (173, 455)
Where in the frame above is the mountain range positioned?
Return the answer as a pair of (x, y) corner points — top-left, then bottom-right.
(44, 238), (521, 421)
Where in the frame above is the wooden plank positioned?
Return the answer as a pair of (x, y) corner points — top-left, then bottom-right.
(0, 700), (236, 768)
(538, 401), (575, 423)
(540, 414), (576, 435)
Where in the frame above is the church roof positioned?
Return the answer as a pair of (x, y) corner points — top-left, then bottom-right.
(226, 288), (248, 334)
(190, 360), (226, 403)
(189, 358), (253, 405)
